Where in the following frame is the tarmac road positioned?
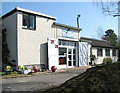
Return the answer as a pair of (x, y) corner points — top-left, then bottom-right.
(2, 67), (89, 92)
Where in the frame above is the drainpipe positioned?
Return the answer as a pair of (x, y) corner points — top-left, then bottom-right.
(77, 15), (80, 67)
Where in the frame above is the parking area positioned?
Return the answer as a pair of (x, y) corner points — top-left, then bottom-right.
(2, 66), (91, 92)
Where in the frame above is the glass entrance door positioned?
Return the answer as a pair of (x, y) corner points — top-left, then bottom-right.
(68, 48), (72, 66)
(59, 47), (67, 66)
(67, 48), (76, 67)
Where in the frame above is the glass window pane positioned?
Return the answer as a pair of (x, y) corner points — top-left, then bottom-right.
(30, 15), (35, 29)
(68, 55), (72, 60)
(69, 42), (73, 46)
(59, 40), (61, 45)
(73, 55), (76, 60)
(62, 41), (66, 45)
(59, 57), (66, 65)
(112, 49), (116, 56)
(68, 61), (72, 66)
(59, 48), (67, 55)
(73, 61), (76, 66)
(73, 49), (76, 54)
(65, 41), (69, 46)
(73, 42), (76, 46)
(68, 49), (72, 54)
(97, 48), (103, 56)
(23, 14), (29, 28)
(105, 49), (110, 56)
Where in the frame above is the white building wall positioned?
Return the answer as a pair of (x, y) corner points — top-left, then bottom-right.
(17, 11), (56, 68)
(88, 43), (92, 62)
(2, 13), (17, 66)
(92, 47), (118, 64)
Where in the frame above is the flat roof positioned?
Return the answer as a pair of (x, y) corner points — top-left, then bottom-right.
(2, 7), (56, 20)
(53, 22), (82, 31)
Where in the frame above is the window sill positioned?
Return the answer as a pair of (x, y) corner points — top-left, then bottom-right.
(22, 27), (36, 31)
(97, 56), (103, 57)
(105, 56), (110, 57)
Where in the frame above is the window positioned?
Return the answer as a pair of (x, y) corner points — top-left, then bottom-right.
(97, 48), (103, 56)
(23, 14), (29, 28)
(59, 48), (67, 55)
(58, 40), (76, 47)
(22, 13), (36, 30)
(105, 49), (110, 56)
(59, 48), (67, 65)
(112, 49), (116, 56)
(30, 15), (35, 29)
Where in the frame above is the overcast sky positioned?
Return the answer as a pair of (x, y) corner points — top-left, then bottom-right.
(1, 2), (118, 39)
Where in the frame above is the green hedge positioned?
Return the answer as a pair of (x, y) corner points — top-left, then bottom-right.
(103, 58), (112, 64)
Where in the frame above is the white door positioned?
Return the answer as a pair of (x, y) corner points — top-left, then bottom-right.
(79, 42), (89, 66)
(58, 47), (67, 68)
(67, 48), (73, 67)
(67, 48), (76, 68)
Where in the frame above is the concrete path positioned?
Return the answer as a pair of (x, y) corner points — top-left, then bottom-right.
(2, 66), (91, 92)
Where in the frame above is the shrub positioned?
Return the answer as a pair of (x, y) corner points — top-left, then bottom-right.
(103, 58), (112, 64)
(90, 54), (96, 60)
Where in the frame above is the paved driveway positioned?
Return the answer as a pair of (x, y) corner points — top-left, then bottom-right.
(2, 67), (90, 92)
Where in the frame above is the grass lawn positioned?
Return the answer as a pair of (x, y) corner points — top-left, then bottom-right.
(0, 72), (5, 75)
(39, 62), (120, 93)
(1, 71), (29, 79)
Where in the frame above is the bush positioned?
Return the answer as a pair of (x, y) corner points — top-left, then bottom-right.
(90, 54), (96, 61)
(103, 58), (112, 64)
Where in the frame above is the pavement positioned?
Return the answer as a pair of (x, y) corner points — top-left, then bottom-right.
(1, 66), (92, 92)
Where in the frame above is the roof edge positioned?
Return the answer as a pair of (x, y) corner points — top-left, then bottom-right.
(2, 7), (56, 20)
(53, 22), (82, 31)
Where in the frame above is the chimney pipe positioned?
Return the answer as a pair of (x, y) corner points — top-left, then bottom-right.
(77, 14), (80, 28)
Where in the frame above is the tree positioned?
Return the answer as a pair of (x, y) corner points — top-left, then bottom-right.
(102, 29), (118, 46)
(93, 0), (119, 16)
(96, 26), (104, 40)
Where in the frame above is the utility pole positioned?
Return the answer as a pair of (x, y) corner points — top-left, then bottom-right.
(114, 1), (120, 61)
(114, 1), (120, 41)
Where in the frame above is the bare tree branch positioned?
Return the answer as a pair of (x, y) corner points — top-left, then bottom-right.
(96, 26), (104, 40)
(93, 0), (118, 16)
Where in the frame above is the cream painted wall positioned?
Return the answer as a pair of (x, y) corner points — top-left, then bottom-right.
(91, 47), (118, 64)
(3, 10), (80, 69)
(2, 13), (17, 66)
(17, 12), (56, 68)
(52, 27), (80, 41)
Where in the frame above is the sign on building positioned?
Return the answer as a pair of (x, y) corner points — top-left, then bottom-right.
(62, 29), (73, 38)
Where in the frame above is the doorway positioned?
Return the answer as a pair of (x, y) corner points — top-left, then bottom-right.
(58, 47), (76, 68)
(67, 48), (76, 68)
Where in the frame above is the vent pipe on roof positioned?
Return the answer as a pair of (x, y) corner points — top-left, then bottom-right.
(77, 14), (80, 28)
